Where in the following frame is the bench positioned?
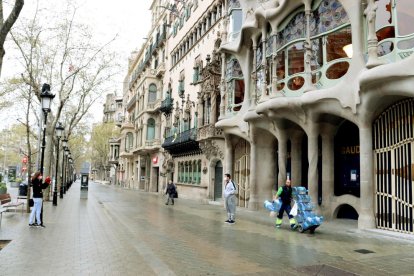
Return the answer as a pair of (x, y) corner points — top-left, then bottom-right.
(0, 193), (25, 213)
(0, 193), (26, 227)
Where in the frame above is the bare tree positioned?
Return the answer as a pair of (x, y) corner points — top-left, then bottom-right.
(7, 1), (120, 199)
(0, 0), (24, 77)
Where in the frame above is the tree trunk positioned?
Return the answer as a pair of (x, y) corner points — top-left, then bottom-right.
(0, 0), (25, 77)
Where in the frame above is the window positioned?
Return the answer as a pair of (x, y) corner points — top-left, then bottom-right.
(274, 0), (351, 93)
(229, 9), (242, 33)
(148, 84), (157, 103)
(146, 118), (155, 141)
(126, 132), (133, 151)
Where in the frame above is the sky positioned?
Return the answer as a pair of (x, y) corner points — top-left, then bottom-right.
(0, 0), (153, 130)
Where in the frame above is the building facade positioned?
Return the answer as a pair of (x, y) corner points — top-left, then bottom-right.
(112, 0), (414, 234)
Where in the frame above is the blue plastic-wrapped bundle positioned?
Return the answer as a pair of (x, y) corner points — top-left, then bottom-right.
(293, 194), (311, 203)
(296, 202), (314, 211)
(292, 186), (307, 195)
(292, 186), (323, 233)
(263, 199), (282, 212)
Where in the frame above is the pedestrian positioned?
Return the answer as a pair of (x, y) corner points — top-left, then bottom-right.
(224, 173), (237, 224)
(274, 179), (297, 229)
(29, 172), (50, 228)
(165, 180), (177, 205)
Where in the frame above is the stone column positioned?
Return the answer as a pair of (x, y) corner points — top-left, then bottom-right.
(250, 39), (258, 108)
(291, 133), (302, 186)
(364, 0), (384, 68)
(321, 126), (335, 219)
(143, 123), (148, 146)
(219, 52), (226, 119)
(358, 123), (376, 229)
(307, 124), (319, 206)
(261, 30), (267, 99)
(249, 140), (258, 210)
(277, 132), (288, 187)
(210, 92), (217, 124)
(303, 9), (315, 92)
(250, 128), (276, 210)
(224, 135), (233, 178)
(197, 92), (203, 127)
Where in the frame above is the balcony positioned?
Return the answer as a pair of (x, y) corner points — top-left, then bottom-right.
(120, 120), (134, 131)
(126, 95), (136, 111)
(155, 62), (165, 77)
(159, 97), (174, 115)
(197, 124), (224, 141)
(147, 99), (161, 113)
(119, 150), (133, 158)
(108, 156), (119, 164)
(162, 128), (201, 156)
(145, 139), (161, 150)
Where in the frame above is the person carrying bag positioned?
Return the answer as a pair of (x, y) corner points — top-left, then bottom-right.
(165, 180), (177, 205)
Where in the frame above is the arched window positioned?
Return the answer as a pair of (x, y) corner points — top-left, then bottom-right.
(126, 132), (133, 151)
(146, 118), (155, 141)
(148, 84), (157, 103)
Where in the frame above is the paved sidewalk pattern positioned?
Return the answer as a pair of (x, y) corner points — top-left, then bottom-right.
(0, 181), (413, 275)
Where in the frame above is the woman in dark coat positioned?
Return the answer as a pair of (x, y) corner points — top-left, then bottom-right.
(165, 180), (177, 205)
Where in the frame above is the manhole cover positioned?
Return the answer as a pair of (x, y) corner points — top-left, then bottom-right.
(355, 249), (375, 254)
(296, 264), (356, 275)
(0, 240), (11, 251)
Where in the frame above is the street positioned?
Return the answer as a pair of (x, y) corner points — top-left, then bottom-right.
(0, 180), (413, 275)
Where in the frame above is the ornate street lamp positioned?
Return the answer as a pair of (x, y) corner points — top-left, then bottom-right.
(60, 137), (68, 198)
(39, 83), (55, 174)
(64, 148), (70, 193)
(53, 122), (64, 206)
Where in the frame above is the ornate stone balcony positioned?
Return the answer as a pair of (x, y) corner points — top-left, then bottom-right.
(197, 124), (224, 141)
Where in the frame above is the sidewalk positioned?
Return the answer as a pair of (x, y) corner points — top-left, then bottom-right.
(1, 180), (413, 275)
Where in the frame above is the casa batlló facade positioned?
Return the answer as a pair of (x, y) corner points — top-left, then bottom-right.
(108, 0), (414, 234)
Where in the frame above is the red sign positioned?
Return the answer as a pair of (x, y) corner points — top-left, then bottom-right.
(22, 157), (27, 164)
(152, 156), (158, 165)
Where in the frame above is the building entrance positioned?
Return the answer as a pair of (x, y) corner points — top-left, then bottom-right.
(374, 99), (414, 234)
(214, 161), (223, 200)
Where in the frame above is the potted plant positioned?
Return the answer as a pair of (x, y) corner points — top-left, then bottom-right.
(0, 182), (7, 194)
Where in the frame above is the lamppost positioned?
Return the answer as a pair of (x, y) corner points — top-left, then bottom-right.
(39, 84), (55, 174)
(60, 137), (68, 198)
(64, 148), (70, 193)
(53, 122), (64, 206)
(68, 157), (73, 189)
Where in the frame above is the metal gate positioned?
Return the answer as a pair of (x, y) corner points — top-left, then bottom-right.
(234, 139), (250, 208)
(373, 99), (413, 234)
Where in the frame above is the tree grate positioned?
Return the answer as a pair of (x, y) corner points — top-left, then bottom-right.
(0, 240), (11, 251)
(354, 249), (375, 254)
(295, 264), (357, 275)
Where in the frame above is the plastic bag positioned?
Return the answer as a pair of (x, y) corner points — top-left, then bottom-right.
(290, 200), (298, 216)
